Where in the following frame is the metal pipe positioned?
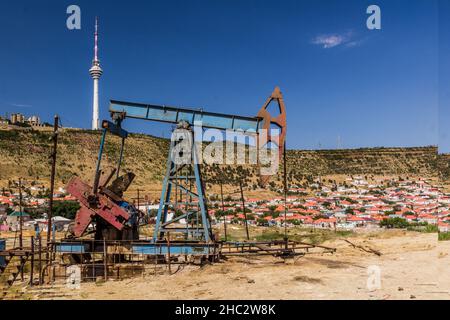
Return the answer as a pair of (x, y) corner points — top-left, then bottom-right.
(220, 181), (227, 242)
(93, 128), (107, 194)
(103, 238), (107, 281)
(239, 182), (250, 240)
(283, 141), (288, 249)
(38, 236), (42, 285)
(137, 188), (140, 213)
(18, 178), (23, 249)
(47, 115), (59, 247)
(116, 137), (125, 178)
(167, 233), (171, 274)
(29, 236), (34, 286)
(92, 239), (95, 281)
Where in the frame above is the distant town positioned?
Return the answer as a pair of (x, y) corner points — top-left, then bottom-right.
(208, 176), (449, 234)
(1, 174), (449, 236)
(0, 112), (449, 237)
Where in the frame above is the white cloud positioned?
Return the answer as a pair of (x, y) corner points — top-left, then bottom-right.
(312, 34), (345, 48)
(312, 31), (358, 49)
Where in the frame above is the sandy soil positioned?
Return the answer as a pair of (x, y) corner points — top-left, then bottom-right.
(25, 231), (448, 300)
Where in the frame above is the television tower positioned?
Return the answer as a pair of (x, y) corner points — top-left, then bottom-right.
(89, 17), (103, 130)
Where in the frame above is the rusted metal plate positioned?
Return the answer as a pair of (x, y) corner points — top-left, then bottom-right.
(107, 172), (135, 198)
(67, 177), (130, 237)
(257, 86), (287, 153)
(72, 206), (93, 237)
(257, 87), (287, 185)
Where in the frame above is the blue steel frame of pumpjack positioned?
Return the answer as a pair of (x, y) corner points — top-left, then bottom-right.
(54, 241), (216, 256)
(109, 100), (262, 133)
(153, 137), (174, 242)
(108, 100), (264, 244)
(152, 129), (212, 242)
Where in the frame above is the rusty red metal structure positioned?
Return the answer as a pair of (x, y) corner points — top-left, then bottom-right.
(67, 120), (141, 240)
(67, 177), (130, 238)
(257, 87), (287, 185)
(257, 86), (287, 155)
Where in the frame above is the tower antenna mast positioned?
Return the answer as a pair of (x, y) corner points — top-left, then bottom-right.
(90, 17), (103, 130)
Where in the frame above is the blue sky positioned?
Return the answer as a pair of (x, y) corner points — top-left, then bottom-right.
(439, 0), (450, 153)
(0, 0), (440, 150)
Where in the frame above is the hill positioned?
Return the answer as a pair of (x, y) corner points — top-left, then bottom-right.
(0, 129), (440, 198)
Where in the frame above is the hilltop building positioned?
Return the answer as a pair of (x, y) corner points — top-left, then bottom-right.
(10, 113), (25, 124)
(0, 116), (9, 125)
(8, 113), (42, 126)
(27, 115), (41, 126)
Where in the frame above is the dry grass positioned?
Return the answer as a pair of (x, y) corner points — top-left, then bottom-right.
(0, 129), (440, 202)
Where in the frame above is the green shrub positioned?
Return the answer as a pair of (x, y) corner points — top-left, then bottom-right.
(380, 217), (410, 229)
(438, 232), (450, 241)
(52, 201), (81, 220)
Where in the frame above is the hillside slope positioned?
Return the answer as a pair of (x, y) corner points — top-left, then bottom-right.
(0, 129), (169, 192)
(0, 129), (439, 196)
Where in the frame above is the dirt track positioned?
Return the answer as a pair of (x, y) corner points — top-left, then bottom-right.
(37, 231), (449, 300)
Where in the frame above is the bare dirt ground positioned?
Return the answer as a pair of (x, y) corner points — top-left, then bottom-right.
(20, 230), (448, 300)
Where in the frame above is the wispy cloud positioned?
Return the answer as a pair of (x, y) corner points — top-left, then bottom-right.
(8, 103), (33, 108)
(312, 34), (346, 48)
(312, 31), (361, 49)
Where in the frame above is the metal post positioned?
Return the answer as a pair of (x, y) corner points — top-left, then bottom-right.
(38, 236), (42, 285)
(154, 245), (157, 276)
(93, 128), (107, 194)
(47, 115), (59, 248)
(153, 137), (175, 242)
(92, 239), (95, 281)
(167, 233), (171, 274)
(220, 181), (227, 242)
(116, 137), (125, 178)
(137, 189), (140, 213)
(145, 196), (149, 221)
(80, 252), (84, 282)
(29, 236), (34, 286)
(283, 141), (288, 249)
(18, 178), (23, 249)
(103, 239), (107, 281)
(239, 182), (250, 241)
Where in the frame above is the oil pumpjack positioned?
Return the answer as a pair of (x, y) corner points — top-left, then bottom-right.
(66, 87), (286, 250)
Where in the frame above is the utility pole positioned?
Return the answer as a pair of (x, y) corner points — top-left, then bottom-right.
(283, 142), (288, 247)
(47, 115), (59, 247)
(145, 194), (149, 219)
(18, 178), (23, 249)
(137, 188), (140, 213)
(239, 181), (250, 241)
(220, 181), (227, 242)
